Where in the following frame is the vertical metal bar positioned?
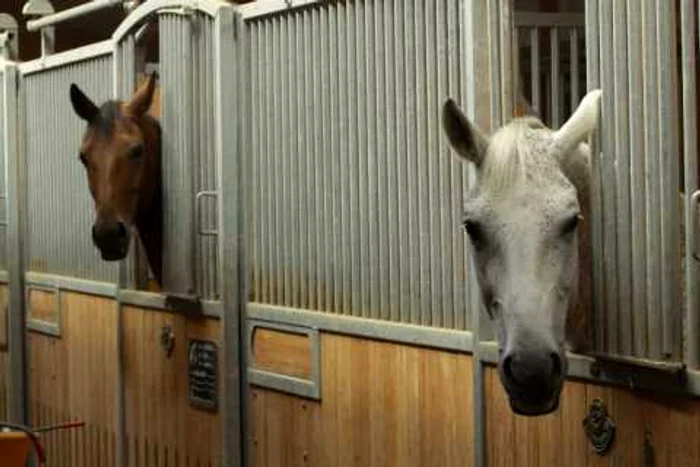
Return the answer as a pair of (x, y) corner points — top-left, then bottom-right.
(383, 0), (397, 322)
(287, 14), (297, 308)
(4, 64), (26, 426)
(613, 0), (632, 356)
(464, 0), (490, 464)
(512, 26), (520, 116)
(657, 0), (681, 359)
(214, 8), (243, 467)
(426, 0), (442, 327)
(438, 0), (455, 330)
(404, 0), (419, 324)
(488, 0), (502, 129)
(499, 0), (513, 120)
(113, 38), (128, 467)
(570, 27), (579, 114)
(627, 0), (648, 357)
(530, 27), (540, 114)
(331, 6), (342, 313)
(250, 22), (259, 302)
(550, 27), (560, 128)
(356, 0), (370, 319)
(279, 15), (289, 306)
(293, 10), (303, 309)
(682, 0), (699, 368)
(323, 7), (335, 312)
(585, 0), (604, 353)
(264, 18), (274, 304)
(415, 0), (431, 326)
(642, 0), (662, 359)
(375, 0), (389, 321)
(600, 0), (619, 354)
(309, 8), (320, 311)
(366, 1), (381, 320)
(389, 0), (403, 323)
(448, 0), (466, 331)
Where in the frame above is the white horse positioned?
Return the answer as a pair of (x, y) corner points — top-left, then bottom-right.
(442, 90), (602, 415)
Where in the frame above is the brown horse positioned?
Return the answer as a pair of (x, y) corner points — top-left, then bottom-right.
(69, 72), (163, 286)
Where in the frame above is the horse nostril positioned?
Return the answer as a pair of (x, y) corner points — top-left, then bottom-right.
(116, 222), (127, 237)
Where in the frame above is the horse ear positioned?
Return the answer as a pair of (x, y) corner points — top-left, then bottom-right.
(70, 83), (99, 122)
(442, 98), (489, 165)
(126, 71), (157, 117)
(553, 89), (602, 154)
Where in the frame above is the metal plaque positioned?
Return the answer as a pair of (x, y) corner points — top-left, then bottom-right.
(187, 338), (218, 411)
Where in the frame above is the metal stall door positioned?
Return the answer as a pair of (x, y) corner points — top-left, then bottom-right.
(113, 1), (242, 465)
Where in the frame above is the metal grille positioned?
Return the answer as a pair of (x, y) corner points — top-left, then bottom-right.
(159, 12), (219, 300)
(586, 0), (682, 361)
(23, 55), (118, 282)
(246, 0), (475, 330)
(514, 13), (586, 129)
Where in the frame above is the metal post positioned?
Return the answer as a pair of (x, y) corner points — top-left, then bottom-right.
(4, 64), (26, 426)
(681, 0), (699, 367)
(214, 7), (243, 467)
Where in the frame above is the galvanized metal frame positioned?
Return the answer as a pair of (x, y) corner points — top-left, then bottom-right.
(248, 303), (473, 353)
(117, 289), (222, 317)
(3, 61), (26, 425)
(246, 319), (321, 400)
(25, 271), (118, 298)
(18, 40), (112, 75)
(237, 0), (326, 20)
(26, 0), (124, 32)
(682, 0), (700, 368)
(213, 6), (243, 467)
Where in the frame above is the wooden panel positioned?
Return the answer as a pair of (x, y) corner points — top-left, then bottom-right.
(485, 366), (700, 466)
(250, 333), (473, 467)
(0, 285), (8, 349)
(27, 287), (58, 325)
(28, 292), (118, 467)
(123, 306), (221, 467)
(0, 350), (8, 420)
(252, 328), (312, 379)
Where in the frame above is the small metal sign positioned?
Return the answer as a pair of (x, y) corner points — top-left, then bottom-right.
(187, 339), (218, 412)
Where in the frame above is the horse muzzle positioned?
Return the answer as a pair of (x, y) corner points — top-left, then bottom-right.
(92, 221), (130, 261)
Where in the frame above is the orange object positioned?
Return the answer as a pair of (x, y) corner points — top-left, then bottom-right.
(0, 431), (31, 466)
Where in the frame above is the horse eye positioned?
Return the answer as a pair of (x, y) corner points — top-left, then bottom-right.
(561, 214), (581, 235)
(129, 145), (144, 160)
(463, 218), (485, 245)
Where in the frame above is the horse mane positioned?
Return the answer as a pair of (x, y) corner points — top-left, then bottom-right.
(479, 116), (548, 194)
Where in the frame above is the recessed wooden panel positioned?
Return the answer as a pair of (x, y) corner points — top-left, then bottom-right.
(484, 366), (700, 466)
(26, 287), (59, 335)
(250, 333), (473, 467)
(0, 350), (8, 420)
(0, 285), (8, 349)
(252, 327), (312, 379)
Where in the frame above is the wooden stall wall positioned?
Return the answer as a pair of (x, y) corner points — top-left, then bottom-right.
(122, 306), (221, 467)
(28, 292), (119, 466)
(250, 333), (473, 467)
(0, 284), (9, 420)
(484, 367), (700, 466)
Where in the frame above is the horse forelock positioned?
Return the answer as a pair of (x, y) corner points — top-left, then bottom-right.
(479, 117), (552, 195)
